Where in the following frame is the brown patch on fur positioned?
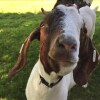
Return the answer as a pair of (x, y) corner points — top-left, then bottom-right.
(8, 28), (40, 77)
(73, 26), (99, 86)
(40, 23), (60, 74)
(8, 8), (65, 77)
(39, 9), (65, 74)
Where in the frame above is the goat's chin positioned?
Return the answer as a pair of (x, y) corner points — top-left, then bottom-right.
(58, 63), (77, 76)
(47, 55), (77, 76)
(48, 54), (78, 65)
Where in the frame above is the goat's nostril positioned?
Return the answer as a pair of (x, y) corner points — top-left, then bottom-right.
(62, 43), (77, 51)
(70, 44), (77, 51)
(56, 38), (64, 48)
(56, 36), (77, 51)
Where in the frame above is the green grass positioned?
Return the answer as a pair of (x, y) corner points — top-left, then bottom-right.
(0, 12), (42, 100)
(0, 0), (100, 100)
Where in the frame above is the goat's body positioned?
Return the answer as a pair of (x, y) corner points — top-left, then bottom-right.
(26, 60), (76, 100)
(7, 1), (98, 100)
(25, 6), (97, 100)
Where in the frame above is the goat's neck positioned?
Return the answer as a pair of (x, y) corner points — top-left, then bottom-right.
(38, 59), (60, 84)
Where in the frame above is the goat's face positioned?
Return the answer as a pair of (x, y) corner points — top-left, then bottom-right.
(8, 4), (99, 81)
(40, 5), (83, 76)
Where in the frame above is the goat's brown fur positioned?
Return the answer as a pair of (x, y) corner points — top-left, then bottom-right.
(73, 26), (99, 86)
(8, 28), (40, 77)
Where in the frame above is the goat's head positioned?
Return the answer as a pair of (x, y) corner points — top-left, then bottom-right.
(8, 4), (99, 83)
(8, 4), (83, 77)
(40, 5), (83, 76)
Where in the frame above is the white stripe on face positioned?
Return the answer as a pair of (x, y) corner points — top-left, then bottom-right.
(56, 5), (83, 61)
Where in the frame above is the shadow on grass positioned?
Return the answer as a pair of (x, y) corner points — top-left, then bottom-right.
(0, 11), (100, 100)
(0, 12), (41, 100)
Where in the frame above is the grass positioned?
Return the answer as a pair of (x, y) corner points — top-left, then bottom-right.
(0, 0), (100, 100)
(0, 12), (42, 100)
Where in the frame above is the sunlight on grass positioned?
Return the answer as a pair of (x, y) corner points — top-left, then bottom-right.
(1, 74), (8, 80)
(0, 0), (57, 13)
(0, 0), (100, 13)
(0, 29), (3, 33)
(91, 0), (100, 11)
(2, 55), (10, 60)
(0, 98), (7, 100)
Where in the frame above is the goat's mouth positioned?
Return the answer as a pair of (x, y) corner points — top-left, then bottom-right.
(48, 54), (78, 64)
(48, 46), (79, 65)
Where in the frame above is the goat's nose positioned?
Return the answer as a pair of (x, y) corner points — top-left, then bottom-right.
(56, 35), (77, 51)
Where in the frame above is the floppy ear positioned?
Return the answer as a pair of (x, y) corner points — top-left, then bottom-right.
(8, 28), (40, 77)
(73, 26), (99, 86)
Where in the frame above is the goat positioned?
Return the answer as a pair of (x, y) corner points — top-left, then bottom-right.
(54, 0), (93, 8)
(8, 4), (99, 100)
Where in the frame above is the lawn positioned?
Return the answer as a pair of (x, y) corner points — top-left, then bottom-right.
(0, 0), (100, 100)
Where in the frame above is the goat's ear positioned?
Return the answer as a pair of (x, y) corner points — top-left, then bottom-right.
(8, 28), (40, 77)
(41, 8), (49, 15)
(73, 27), (99, 86)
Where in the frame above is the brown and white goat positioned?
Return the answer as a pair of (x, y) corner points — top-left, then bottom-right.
(8, 4), (99, 100)
(54, 0), (93, 8)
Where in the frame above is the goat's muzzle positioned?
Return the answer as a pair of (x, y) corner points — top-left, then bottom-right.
(57, 35), (77, 51)
(48, 35), (78, 64)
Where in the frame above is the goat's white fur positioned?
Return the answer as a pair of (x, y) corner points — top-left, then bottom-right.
(58, 5), (83, 62)
(26, 59), (76, 100)
(26, 5), (97, 100)
(79, 6), (96, 39)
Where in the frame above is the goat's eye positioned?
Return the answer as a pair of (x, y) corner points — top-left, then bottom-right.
(41, 24), (48, 29)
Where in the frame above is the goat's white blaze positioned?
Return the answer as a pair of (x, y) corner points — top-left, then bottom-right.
(57, 5), (83, 36)
(58, 5), (83, 57)
(55, 5), (84, 75)
(79, 6), (96, 39)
